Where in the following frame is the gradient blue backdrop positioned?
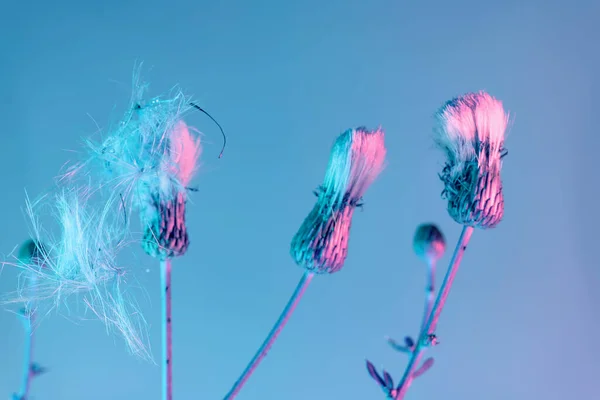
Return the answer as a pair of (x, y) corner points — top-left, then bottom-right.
(1, 1), (599, 399)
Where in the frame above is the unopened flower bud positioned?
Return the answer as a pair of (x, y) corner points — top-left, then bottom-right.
(18, 239), (46, 265)
(413, 223), (446, 263)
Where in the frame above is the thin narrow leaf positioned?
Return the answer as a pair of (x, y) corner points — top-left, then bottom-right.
(386, 336), (411, 354)
(365, 360), (385, 387)
(31, 363), (47, 376)
(412, 357), (435, 379)
(382, 370), (394, 390)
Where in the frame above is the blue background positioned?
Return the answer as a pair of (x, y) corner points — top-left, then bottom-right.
(1, 0), (599, 399)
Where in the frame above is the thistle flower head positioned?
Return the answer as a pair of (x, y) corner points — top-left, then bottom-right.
(80, 72), (202, 260)
(413, 223), (446, 264)
(138, 120), (201, 260)
(2, 188), (151, 360)
(291, 127), (386, 274)
(434, 91), (509, 229)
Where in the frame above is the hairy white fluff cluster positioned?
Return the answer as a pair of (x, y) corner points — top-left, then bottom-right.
(98, 92), (198, 208)
(64, 69), (202, 241)
(2, 188), (151, 360)
(3, 67), (204, 359)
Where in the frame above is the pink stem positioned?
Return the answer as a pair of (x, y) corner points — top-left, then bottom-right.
(394, 225), (474, 400)
(223, 271), (314, 400)
(161, 259), (173, 400)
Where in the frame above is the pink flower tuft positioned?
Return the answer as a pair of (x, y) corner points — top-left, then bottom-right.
(167, 121), (202, 188)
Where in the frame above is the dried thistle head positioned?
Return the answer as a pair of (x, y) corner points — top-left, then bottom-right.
(434, 91), (509, 229)
(79, 70), (202, 260)
(2, 188), (151, 360)
(413, 223), (446, 264)
(139, 120), (201, 260)
(291, 127), (386, 274)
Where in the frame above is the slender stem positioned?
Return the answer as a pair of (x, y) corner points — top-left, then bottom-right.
(160, 259), (173, 400)
(17, 312), (34, 400)
(388, 260), (435, 400)
(420, 260), (436, 333)
(394, 225), (474, 400)
(426, 226), (474, 334)
(223, 271), (314, 400)
(17, 275), (37, 400)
